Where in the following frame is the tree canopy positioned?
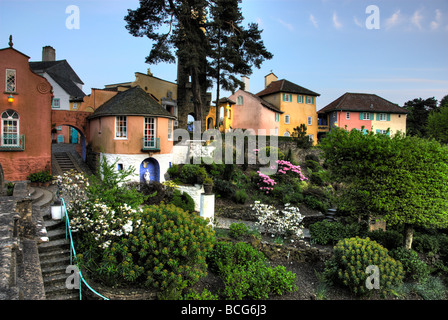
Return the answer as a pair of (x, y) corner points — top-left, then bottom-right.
(320, 128), (448, 249)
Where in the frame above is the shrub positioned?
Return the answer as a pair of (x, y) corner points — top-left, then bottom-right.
(390, 248), (430, 283)
(179, 164), (208, 185)
(229, 222), (249, 239)
(324, 237), (404, 296)
(414, 276), (447, 300)
(213, 178), (235, 198)
(366, 229), (403, 250)
(167, 164), (180, 180)
(309, 220), (362, 245)
(208, 241), (297, 299)
(233, 190), (248, 204)
(97, 204), (215, 292)
(169, 189), (195, 213)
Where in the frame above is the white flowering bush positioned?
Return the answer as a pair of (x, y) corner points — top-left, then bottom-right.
(251, 201), (304, 239)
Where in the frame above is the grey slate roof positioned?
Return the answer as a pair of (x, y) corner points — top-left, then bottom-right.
(318, 93), (409, 114)
(88, 86), (176, 119)
(29, 60), (85, 100)
(256, 79), (320, 97)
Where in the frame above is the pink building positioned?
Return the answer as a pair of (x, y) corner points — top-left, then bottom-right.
(229, 89), (283, 135)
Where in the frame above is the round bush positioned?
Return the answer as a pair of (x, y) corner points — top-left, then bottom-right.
(390, 247), (430, 283)
(96, 203), (215, 293)
(324, 237), (404, 296)
(179, 164), (208, 185)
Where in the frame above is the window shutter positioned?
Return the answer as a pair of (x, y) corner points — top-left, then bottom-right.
(359, 112), (364, 120)
(387, 114), (391, 121)
(282, 93), (285, 101)
(376, 113), (380, 121)
(370, 113), (374, 120)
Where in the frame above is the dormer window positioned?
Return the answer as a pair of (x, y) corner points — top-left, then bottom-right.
(6, 69), (16, 92)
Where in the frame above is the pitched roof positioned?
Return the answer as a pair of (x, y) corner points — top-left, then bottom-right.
(88, 86), (175, 119)
(240, 90), (284, 113)
(29, 60), (85, 100)
(256, 79), (320, 98)
(318, 93), (409, 114)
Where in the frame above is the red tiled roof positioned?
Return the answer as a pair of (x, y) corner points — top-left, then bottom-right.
(318, 93), (408, 114)
(256, 79), (320, 97)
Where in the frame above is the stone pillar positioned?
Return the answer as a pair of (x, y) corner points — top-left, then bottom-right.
(200, 193), (215, 227)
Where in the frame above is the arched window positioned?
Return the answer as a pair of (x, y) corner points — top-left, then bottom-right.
(237, 96), (243, 105)
(1, 110), (19, 146)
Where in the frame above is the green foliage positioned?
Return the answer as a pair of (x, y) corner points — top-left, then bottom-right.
(309, 220), (363, 245)
(413, 276), (447, 300)
(167, 164), (181, 180)
(96, 204), (215, 292)
(208, 241), (297, 299)
(169, 189), (195, 213)
(426, 105), (448, 144)
(366, 229), (403, 250)
(319, 127), (448, 248)
(213, 178), (235, 198)
(390, 248), (430, 283)
(178, 164), (208, 185)
(181, 288), (218, 300)
(229, 222), (249, 239)
(324, 237), (404, 296)
(27, 170), (53, 183)
(233, 189), (248, 204)
(292, 124), (312, 149)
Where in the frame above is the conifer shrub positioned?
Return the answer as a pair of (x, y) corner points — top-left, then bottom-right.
(324, 237), (404, 296)
(95, 203), (215, 293)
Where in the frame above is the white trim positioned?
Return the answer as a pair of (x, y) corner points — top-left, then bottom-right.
(284, 114), (290, 124)
(115, 116), (128, 139)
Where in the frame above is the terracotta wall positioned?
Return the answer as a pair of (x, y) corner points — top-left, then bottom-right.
(0, 48), (52, 181)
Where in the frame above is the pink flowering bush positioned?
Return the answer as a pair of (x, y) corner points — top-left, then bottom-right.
(255, 160), (307, 194)
(256, 170), (277, 194)
(276, 160), (308, 181)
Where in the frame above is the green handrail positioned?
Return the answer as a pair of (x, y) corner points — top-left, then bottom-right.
(61, 198), (110, 300)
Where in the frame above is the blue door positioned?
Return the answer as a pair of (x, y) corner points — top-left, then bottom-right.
(140, 158), (160, 184)
(71, 127), (78, 143)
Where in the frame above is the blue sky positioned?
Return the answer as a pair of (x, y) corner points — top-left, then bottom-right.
(1, 0), (447, 110)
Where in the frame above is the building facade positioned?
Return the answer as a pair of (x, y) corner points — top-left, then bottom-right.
(256, 73), (320, 144)
(0, 40), (53, 181)
(317, 93), (408, 137)
(88, 86), (176, 183)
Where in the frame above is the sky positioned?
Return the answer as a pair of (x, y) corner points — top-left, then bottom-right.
(1, 0), (447, 110)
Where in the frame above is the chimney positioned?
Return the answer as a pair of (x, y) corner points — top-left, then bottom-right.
(242, 76), (250, 92)
(42, 46), (56, 61)
(264, 72), (278, 88)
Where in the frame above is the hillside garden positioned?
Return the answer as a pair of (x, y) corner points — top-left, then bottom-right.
(58, 130), (448, 300)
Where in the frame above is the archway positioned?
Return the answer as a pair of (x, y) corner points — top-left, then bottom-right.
(187, 113), (195, 132)
(140, 158), (160, 184)
(51, 124), (87, 161)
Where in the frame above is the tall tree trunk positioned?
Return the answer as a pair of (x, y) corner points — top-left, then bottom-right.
(404, 224), (414, 250)
(215, 29), (221, 129)
(190, 66), (203, 134)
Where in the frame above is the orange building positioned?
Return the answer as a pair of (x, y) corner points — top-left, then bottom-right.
(0, 39), (53, 181)
(88, 86), (176, 183)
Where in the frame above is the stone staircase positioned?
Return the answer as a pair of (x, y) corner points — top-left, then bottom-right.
(30, 186), (79, 300)
(53, 152), (79, 173)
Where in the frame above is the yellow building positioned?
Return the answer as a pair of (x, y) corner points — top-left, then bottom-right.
(206, 98), (236, 132)
(256, 73), (320, 144)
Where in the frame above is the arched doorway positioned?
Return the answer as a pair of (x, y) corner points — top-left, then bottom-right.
(51, 124), (87, 161)
(140, 158), (160, 184)
(187, 113), (195, 132)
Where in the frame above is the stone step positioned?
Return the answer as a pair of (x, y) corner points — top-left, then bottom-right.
(39, 248), (71, 262)
(38, 238), (70, 253)
(46, 228), (67, 241)
(43, 283), (80, 300)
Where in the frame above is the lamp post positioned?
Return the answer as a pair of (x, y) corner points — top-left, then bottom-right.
(51, 180), (63, 220)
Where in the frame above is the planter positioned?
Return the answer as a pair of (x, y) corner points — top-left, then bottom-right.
(203, 183), (213, 195)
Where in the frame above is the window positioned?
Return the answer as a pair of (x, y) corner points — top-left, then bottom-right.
(72, 103), (78, 110)
(144, 117), (156, 143)
(117, 164), (123, 171)
(52, 98), (60, 109)
(275, 113), (279, 122)
(377, 129), (388, 134)
(56, 126), (62, 131)
(284, 131), (290, 137)
(227, 109), (231, 119)
(6, 69), (16, 92)
(362, 112), (371, 120)
(307, 116), (312, 126)
(168, 119), (173, 141)
(237, 96), (243, 105)
(283, 93), (292, 102)
(298, 95), (303, 103)
(346, 112), (350, 120)
(1, 110), (19, 146)
(378, 113), (389, 121)
(306, 96), (315, 104)
(115, 116), (127, 139)
(308, 134), (314, 143)
(284, 115), (290, 124)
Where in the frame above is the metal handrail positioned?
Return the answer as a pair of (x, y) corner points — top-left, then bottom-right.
(61, 198), (110, 300)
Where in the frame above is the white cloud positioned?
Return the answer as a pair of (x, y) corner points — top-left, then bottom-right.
(353, 16), (363, 28)
(411, 9), (424, 30)
(385, 10), (401, 30)
(333, 12), (342, 29)
(430, 9), (442, 30)
(309, 14), (318, 28)
(277, 19), (294, 31)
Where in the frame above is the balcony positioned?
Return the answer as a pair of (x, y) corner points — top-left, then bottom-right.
(142, 137), (160, 152)
(317, 125), (329, 132)
(0, 134), (25, 151)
